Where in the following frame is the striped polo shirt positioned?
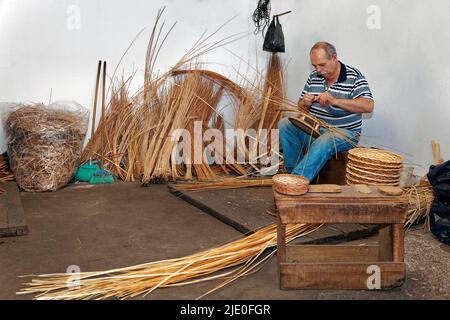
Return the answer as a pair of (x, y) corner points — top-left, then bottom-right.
(300, 62), (373, 131)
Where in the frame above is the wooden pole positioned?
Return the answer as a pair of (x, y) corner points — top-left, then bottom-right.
(101, 61), (107, 168)
(91, 60), (102, 139)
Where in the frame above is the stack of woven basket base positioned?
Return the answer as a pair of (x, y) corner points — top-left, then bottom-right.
(346, 148), (403, 186)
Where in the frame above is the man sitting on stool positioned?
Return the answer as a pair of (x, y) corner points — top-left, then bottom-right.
(278, 42), (375, 182)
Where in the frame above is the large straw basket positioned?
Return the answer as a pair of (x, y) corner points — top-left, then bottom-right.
(288, 113), (321, 138)
(273, 174), (309, 196)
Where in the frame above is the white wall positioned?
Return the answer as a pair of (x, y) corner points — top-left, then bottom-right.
(1, 0), (449, 175)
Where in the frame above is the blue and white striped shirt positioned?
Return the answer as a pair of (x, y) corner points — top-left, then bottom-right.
(300, 62), (373, 132)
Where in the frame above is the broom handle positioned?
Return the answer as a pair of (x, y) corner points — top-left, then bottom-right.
(91, 60), (102, 139)
(274, 11), (292, 17)
(101, 61), (107, 168)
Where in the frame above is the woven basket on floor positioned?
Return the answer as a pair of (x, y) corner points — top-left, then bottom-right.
(273, 174), (309, 196)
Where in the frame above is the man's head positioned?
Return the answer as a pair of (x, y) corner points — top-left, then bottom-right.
(310, 42), (339, 80)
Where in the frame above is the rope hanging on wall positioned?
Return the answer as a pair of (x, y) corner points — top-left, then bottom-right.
(252, 0), (271, 36)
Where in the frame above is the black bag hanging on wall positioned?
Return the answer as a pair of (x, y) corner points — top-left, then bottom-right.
(427, 160), (450, 245)
(263, 16), (285, 53)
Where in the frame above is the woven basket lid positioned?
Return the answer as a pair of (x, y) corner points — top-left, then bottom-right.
(346, 174), (400, 186)
(346, 177), (400, 187)
(346, 162), (402, 174)
(346, 165), (400, 181)
(347, 156), (403, 170)
(348, 148), (403, 166)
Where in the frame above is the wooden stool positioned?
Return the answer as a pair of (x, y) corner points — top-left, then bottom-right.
(274, 185), (408, 290)
(314, 151), (348, 185)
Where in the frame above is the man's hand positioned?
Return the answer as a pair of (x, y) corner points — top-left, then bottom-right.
(298, 93), (316, 112)
(317, 91), (336, 106)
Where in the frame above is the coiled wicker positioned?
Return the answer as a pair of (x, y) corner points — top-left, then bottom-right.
(346, 148), (403, 186)
(273, 174), (309, 196)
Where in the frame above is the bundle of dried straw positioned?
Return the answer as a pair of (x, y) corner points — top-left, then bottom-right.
(5, 105), (87, 192)
(81, 9), (287, 184)
(18, 223), (321, 300)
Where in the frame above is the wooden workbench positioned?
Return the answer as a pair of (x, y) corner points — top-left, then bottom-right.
(274, 185), (409, 290)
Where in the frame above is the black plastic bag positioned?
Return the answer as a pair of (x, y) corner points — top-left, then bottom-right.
(427, 160), (450, 202)
(427, 160), (450, 245)
(429, 199), (450, 245)
(263, 16), (285, 53)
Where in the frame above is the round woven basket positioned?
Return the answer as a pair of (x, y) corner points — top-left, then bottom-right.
(346, 162), (402, 174)
(346, 164), (400, 181)
(346, 147), (404, 187)
(346, 172), (400, 186)
(348, 148), (403, 166)
(347, 156), (403, 170)
(273, 174), (309, 196)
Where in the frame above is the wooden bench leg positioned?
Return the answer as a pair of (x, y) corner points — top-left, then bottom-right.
(378, 224), (393, 261)
(277, 216), (286, 264)
(392, 224), (405, 262)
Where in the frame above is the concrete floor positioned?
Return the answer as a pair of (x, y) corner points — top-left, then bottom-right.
(1, 182), (449, 300)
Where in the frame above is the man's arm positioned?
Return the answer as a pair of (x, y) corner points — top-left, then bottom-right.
(317, 91), (374, 114)
(331, 96), (374, 114)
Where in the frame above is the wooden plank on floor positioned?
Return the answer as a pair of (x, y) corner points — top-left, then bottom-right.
(169, 186), (275, 233)
(0, 182), (28, 237)
(169, 185), (378, 244)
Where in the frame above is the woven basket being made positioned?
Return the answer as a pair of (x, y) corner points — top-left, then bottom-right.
(288, 114), (321, 138)
(273, 174), (309, 196)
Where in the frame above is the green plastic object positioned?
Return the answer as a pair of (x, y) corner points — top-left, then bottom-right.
(75, 162), (100, 182)
(89, 169), (115, 184)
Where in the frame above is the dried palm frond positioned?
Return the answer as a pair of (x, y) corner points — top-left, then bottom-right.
(82, 9), (250, 184)
(18, 223), (321, 300)
(261, 53), (284, 131)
